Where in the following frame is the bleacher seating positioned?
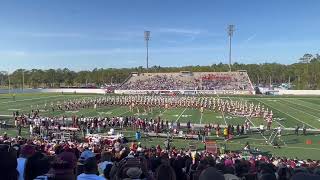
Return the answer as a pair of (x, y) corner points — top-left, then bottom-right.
(118, 71), (253, 91)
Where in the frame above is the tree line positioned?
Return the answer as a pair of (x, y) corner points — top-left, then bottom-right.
(1, 53), (320, 90)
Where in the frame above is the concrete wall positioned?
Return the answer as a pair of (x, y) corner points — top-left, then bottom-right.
(41, 88), (107, 94)
(114, 89), (253, 95)
(8, 88), (319, 96)
(277, 90), (320, 95)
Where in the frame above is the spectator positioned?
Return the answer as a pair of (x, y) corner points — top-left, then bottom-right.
(155, 164), (176, 180)
(103, 164), (113, 180)
(199, 167), (224, 180)
(98, 151), (113, 175)
(42, 151), (78, 180)
(0, 150), (19, 180)
(24, 152), (50, 180)
(77, 150), (104, 180)
(17, 144), (36, 180)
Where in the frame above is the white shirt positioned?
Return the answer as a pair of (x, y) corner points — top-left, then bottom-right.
(77, 173), (105, 180)
(17, 157), (27, 180)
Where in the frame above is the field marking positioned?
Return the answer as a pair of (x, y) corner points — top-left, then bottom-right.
(256, 100), (286, 128)
(256, 99), (286, 128)
(116, 110), (130, 117)
(273, 120), (286, 128)
(8, 108), (21, 111)
(236, 97), (274, 142)
(292, 99), (320, 111)
(255, 99), (317, 129)
(282, 99), (320, 113)
(294, 99), (320, 108)
(158, 107), (167, 119)
(176, 108), (187, 123)
(0, 95), (67, 104)
(66, 111), (79, 113)
(244, 116), (270, 141)
(238, 97), (320, 100)
(200, 112), (203, 124)
(98, 106), (123, 116)
(216, 94), (227, 125)
(159, 109), (167, 116)
(277, 100), (320, 119)
(0, 114), (12, 117)
(225, 140), (319, 151)
(221, 110), (227, 125)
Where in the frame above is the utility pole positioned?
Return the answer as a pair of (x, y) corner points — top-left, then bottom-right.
(144, 31), (150, 72)
(227, 25), (235, 72)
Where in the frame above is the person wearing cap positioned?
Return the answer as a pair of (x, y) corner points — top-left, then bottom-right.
(126, 167), (143, 180)
(40, 151), (78, 180)
(77, 150), (105, 180)
(17, 144), (36, 180)
(199, 167), (224, 180)
(98, 151), (113, 176)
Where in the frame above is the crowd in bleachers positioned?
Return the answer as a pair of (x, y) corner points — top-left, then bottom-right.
(120, 74), (199, 90)
(1, 132), (320, 180)
(119, 72), (253, 91)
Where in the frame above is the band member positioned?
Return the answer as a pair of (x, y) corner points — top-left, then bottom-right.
(200, 106), (204, 114)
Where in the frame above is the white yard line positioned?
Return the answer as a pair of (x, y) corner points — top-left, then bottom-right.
(236, 97), (319, 100)
(280, 100), (320, 118)
(105, 106), (122, 114)
(176, 108), (187, 123)
(236, 97), (270, 141)
(0, 95), (65, 104)
(216, 94), (227, 125)
(8, 108), (21, 111)
(244, 116), (256, 127)
(256, 99), (286, 128)
(283, 99), (320, 112)
(228, 141), (317, 151)
(243, 115), (269, 141)
(255, 99), (317, 129)
(117, 110), (130, 117)
(221, 110), (228, 126)
(273, 119), (286, 128)
(200, 112), (203, 124)
(0, 114), (13, 117)
(159, 109), (167, 116)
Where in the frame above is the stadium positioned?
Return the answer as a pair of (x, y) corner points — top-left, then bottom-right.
(1, 1), (320, 180)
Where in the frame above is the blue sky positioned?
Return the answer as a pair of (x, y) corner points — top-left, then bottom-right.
(0, 0), (320, 71)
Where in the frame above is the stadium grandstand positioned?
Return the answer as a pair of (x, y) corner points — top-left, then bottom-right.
(117, 71), (254, 94)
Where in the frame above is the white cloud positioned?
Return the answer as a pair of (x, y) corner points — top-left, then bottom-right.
(28, 32), (85, 38)
(0, 45), (225, 57)
(0, 50), (27, 56)
(8, 31), (140, 41)
(157, 28), (201, 35)
(242, 34), (257, 44)
(127, 60), (138, 64)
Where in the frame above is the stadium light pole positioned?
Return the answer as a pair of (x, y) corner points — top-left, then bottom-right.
(7, 71), (11, 94)
(22, 69), (25, 92)
(144, 31), (150, 72)
(227, 25), (235, 72)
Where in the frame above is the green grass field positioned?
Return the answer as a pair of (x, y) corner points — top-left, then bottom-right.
(0, 93), (319, 159)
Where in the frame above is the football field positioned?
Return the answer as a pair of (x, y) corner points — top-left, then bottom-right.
(0, 93), (319, 159)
